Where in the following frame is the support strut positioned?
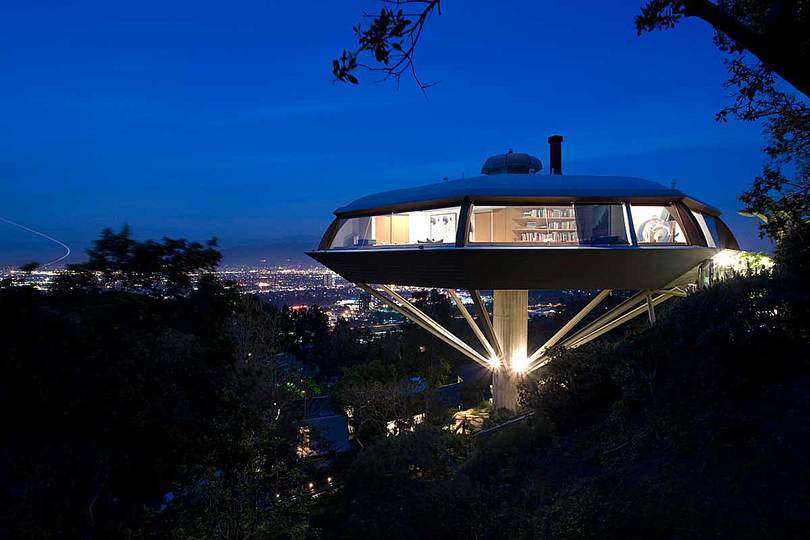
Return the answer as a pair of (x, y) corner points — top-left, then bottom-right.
(446, 289), (498, 361)
(355, 284), (491, 369)
(470, 290), (503, 360)
(526, 289), (611, 368)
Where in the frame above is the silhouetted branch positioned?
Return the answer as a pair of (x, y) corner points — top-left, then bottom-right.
(636, 0), (809, 97)
(333, 0), (441, 91)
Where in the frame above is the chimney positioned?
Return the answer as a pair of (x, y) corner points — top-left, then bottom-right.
(548, 135), (563, 175)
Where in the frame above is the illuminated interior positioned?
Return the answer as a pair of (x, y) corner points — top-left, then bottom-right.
(329, 207), (460, 248)
(469, 204), (629, 245)
(325, 203), (725, 249)
(629, 205), (686, 244)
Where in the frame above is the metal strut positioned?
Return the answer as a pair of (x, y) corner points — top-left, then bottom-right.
(525, 289), (611, 370)
(469, 290), (503, 360)
(565, 291), (679, 349)
(446, 289), (498, 360)
(355, 283), (687, 376)
(527, 288), (684, 373)
(355, 284), (492, 369)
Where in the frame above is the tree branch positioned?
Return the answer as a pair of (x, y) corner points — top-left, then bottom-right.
(333, 0), (441, 91)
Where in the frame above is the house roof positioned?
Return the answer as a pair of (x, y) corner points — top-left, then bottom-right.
(334, 173), (717, 216)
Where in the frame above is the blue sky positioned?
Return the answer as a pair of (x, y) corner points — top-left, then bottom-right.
(0, 0), (774, 264)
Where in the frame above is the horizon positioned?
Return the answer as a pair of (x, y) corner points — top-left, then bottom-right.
(1, 0), (775, 266)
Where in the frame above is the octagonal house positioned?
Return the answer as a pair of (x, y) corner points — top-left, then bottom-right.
(308, 136), (739, 410)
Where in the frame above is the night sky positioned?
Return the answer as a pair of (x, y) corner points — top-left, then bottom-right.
(1, 0), (773, 265)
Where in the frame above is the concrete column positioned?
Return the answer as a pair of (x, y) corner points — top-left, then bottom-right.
(492, 289), (528, 411)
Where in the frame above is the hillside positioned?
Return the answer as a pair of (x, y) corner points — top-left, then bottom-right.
(323, 267), (810, 539)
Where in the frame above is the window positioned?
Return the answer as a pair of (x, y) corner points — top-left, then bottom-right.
(329, 207), (460, 249)
(575, 204), (630, 245)
(690, 210), (716, 247)
(703, 214), (739, 249)
(629, 205), (686, 244)
(468, 204), (629, 245)
(331, 216), (374, 248)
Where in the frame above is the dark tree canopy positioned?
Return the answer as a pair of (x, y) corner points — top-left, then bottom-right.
(18, 261), (40, 273)
(0, 228), (311, 538)
(635, 0), (809, 97)
(58, 225), (221, 295)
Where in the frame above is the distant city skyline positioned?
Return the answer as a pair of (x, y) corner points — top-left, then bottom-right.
(1, 0), (774, 266)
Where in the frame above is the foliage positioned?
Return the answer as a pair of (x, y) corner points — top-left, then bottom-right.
(274, 304), (331, 362)
(55, 224), (221, 295)
(0, 229), (312, 538)
(341, 425), (473, 538)
(332, 0), (441, 90)
(333, 359), (416, 443)
(327, 269), (810, 538)
(774, 220), (810, 280)
(18, 261), (40, 272)
(5, 227), (810, 537)
(147, 457), (312, 539)
(523, 341), (619, 430)
(636, 0), (809, 96)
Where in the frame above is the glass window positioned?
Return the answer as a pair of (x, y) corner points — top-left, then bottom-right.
(690, 210), (716, 248)
(329, 207), (459, 249)
(703, 215), (739, 249)
(630, 205), (687, 244)
(575, 204), (629, 245)
(468, 204), (629, 245)
(331, 216), (374, 248)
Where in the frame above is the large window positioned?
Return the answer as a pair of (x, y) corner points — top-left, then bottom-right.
(690, 210), (716, 248)
(469, 204), (629, 245)
(629, 205), (687, 244)
(329, 207), (460, 249)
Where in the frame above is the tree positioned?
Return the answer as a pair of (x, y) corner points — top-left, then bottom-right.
(333, 0), (442, 91)
(18, 261), (40, 273)
(334, 269), (810, 539)
(636, 1), (809, 96)
(341, 424), (473, 538)
(56, 225), (221, 295)
(146, 295), (312, 539)
(333, 360), (415, 443)
(334, 1), (810, 241)
(0, 228), (310, 538)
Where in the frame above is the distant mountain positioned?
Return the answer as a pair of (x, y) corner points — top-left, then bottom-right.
(0, 233), (324, 269)
(219, 236), (322, 266)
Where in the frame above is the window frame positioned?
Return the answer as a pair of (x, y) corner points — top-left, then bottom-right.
(326, 206), (463, 250)
(629, 202), (695, 246)
(321, 198), (715, 250)
(465, 201), (632, 247)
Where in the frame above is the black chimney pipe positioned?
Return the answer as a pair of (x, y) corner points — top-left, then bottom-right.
(548, 135), (563, 175)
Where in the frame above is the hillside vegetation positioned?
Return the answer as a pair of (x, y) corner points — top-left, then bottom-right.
(2, 226), (809, 538)
(325, 236), (810, 539)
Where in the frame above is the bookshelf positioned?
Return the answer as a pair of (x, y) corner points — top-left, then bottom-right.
(510, 206), (578, 244)
(470, 205), (581, 244)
